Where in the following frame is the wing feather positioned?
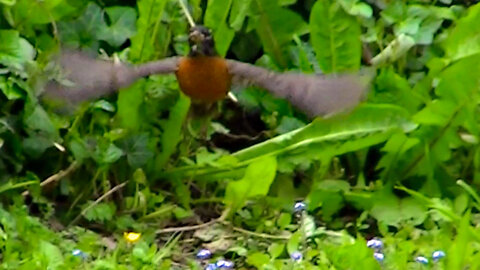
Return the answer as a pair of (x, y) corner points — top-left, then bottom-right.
(226, 60), (370, 118)
(44, 51), (180, 102)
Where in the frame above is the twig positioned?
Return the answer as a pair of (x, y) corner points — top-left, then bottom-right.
(220, 221), (291, 240)
(156, 210), (228, 234)
(156, 218), (219, 234)
(22, 162), (78, 197)
(69, 181), (127, 226)
(177, 0), (196, 27)
(156, 210), (289, 240)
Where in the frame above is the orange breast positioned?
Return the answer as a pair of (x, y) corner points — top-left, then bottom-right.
(175, 56), (232, 102)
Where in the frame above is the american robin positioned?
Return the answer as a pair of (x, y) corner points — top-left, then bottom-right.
(45, 25), (369, 118)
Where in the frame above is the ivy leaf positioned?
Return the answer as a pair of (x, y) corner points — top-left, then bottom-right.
(99, 6), (137, 47)
(58, 2), (108, 50)
(119, 133), (154, 168)
(92, 142), (124, 165)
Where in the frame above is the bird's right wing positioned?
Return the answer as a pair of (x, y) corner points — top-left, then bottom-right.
(226, 60), (371, 118)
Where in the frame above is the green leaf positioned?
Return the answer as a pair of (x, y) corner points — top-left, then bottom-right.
(116, 80), (145, 131)
(58, 2), (108, 50)
(225, 156), (277, 212)
(24, 104), (58, 140)
(0, 30), (35, 69)
(204, 0), (234, 56)
(119, 133), (154, 168)
(338, 0), (373, 18)
(155, 94), (190, 168)
(268, 243), (285, 259)
(308, 180), (350, 220)
(93, 142), (124, 164)
(233, 104), (416, 165)
(99, 6), (137, 47)
(250, 0), (308, 67)
(310, 0), (361, 73)
(129, 0), (168, 62)
(246, 252), (270, 268)
(38, 241), (64, 269)
(229, 0), (252, 31)
(370, 192), (427, 226)
(442, 3), (480, 61)
(370, 34), (415, 66)
(83, 202), (116, 222)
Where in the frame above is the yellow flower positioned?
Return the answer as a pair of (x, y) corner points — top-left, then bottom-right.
(124, 232), (141, 243)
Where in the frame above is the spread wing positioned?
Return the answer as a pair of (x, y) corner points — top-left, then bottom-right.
(226, 60), (371, 118)
(44, 50), (181, 102)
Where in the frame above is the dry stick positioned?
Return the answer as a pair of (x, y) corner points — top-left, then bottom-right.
(156, 210), (289, 240)
(22, 161), (78, 197)
(156, 218), (219, 234)
(220, 221), (291, 240)
(69, 181), (128, 226)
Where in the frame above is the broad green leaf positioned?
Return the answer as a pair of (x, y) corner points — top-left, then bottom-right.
(250, 0), (308, 67)
(308, 180), (350, 220)
(233, 104), (416, 163)
(246, 252), (270, 268)
(7, 0), (75, 26)
(155, 94), (190, 168)
(99, 6), (137, 47)
(442, 3), (480, 61)
(205, 0), (235, 56)
(38, 241), (64, 269)
(370, 193), (427, 226)
(310, 0), (361, 73)
(116, 80), (145, 131)
(166, 105), (416, 180)
(225, 156), (277, 212)
(0, 30), (35, 69)
(130, 0), (168, 62)
(229, 0), (252, 31)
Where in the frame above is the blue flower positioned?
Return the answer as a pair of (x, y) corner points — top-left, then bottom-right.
(196, 249), (212, 260)
(72, 249), (88, 259)
(205, 263), (218, 270)
(373, 252), (384, 262)
(432, 250), (446, 261)
(366, 238), (383, 250)
(415, 256), (429, 265)
(291, 251), (303, 261)
(216, 259), (234, 268)
(294, 202), (307, 212)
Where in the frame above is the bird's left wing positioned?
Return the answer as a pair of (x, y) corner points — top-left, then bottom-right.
(44, 50), (181, 102)
(226, 60), (371, 118)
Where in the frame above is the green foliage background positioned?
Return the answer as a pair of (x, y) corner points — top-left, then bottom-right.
(2, 0), (480, 269)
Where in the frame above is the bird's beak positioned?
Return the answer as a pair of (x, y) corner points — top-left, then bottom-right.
(189, 29), (205, 44)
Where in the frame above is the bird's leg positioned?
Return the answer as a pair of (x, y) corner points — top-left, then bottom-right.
(185, 102), (218, 141)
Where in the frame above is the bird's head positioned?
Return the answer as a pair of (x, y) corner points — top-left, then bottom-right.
(188, 25), (217, 56)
